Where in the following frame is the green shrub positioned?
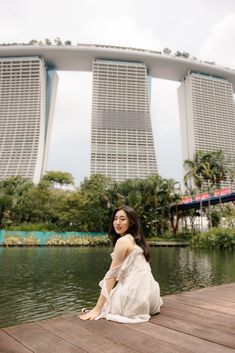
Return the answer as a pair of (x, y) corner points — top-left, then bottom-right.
(177, 229), (196, 240)
(190, 228), (235, 249)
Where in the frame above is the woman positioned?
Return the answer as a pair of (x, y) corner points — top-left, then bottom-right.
(79, 205), (163, 323)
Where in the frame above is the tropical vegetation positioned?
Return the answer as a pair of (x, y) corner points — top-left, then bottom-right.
(0, 149), (234, 248)
(184, 150), (234, 229)
(0, 172), (183, 237)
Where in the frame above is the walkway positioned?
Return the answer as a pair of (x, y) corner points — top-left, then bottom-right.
(0, 283), (234, 353)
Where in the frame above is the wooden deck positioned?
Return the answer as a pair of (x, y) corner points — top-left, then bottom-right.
(0, 283), (234, 353)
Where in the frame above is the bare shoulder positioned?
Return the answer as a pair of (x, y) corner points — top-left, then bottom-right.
(115, 234), (134, 249)
(113, 235), (135, 258)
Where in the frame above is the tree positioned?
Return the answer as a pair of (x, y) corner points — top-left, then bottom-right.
(78, 174), (113, 231)
(0, 176), (34, 227)
(175, 51), (182, 57)
(44, 38), (52, 45)
(184, 150), (234, 229)
(139, 175), (181, 237)
(54, 37), (62, 46)
(163, 48), (172, 55)
(42, 170), (75, 188)
(28, 39), (38, 45)
(182, 51), (190, 58)
(210, 150), (234, 191)
(184, 151), (206, 230)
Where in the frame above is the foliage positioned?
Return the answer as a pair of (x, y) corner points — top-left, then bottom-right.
(210, 209), (221, 228)
(42, 170), (75, 187)
(3, 235), (39, 246)
(46, 235), (110, 246)
(221, 205), (235, 228)
(190, 228), (235, 249)
(78, 174), (113, 232)
(6, 223), (59, 231)
(184, 150), (234, 229)
(0, 168), (234, 240)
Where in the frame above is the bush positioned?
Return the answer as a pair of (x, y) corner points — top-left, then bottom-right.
(3, 235), (39, 246)
(46, 235), (111, 246)
(190, 228), (235, 249)
(177, 229), (196, 240)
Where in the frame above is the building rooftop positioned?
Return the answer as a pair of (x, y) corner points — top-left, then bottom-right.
(1, 44), (235, 91)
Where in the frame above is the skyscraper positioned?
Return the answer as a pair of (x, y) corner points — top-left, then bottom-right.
(0, 57), (58, 183)
(90, 59), (157, 181)
(178, 71), (235, 189)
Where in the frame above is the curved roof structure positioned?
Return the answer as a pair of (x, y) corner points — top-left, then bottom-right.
(1, 44), (235, 91)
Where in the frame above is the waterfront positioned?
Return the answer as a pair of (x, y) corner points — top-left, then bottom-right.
(0, 246), (234, 328)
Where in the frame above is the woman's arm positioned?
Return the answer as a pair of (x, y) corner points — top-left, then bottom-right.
(79, 236), (132, 320)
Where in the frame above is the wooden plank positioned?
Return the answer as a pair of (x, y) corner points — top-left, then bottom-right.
(0, 283), (234, 353)
(185, 293), (235, 304)
(150, 312), (235, 349)
(162, 297), (235, 321)
(4, 323), (85, 353)
(164, 283), (235, 302)
(77, 316), (193, 353)
(125, 322), (235, 353)
(0, 330), (33, 353)
(182, 286), (235, 303)
(158, 303), (235, 334)
(39, 314), (138, 353)
(164, 294), (235, 315)
(200, 290), (235, 302)
(166, 287), (235, 307)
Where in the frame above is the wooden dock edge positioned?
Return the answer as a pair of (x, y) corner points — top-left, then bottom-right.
(0, 282), (234, 353)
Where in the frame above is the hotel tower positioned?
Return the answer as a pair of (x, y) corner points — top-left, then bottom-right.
(90, 59), (157, 181)
(178, 71), (235, 189)
(0, 57), (58, 183)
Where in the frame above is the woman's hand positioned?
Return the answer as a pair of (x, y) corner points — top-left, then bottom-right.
(79, 307), (101, 320)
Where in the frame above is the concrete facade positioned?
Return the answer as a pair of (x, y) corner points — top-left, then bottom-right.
(0, 56), (58, 183)
(0, 45), (235, 184)
(178, 71), (235, 189)
(91, 60), (157, 181)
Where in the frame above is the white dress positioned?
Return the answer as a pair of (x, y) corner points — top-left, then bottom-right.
(95, 234), (163, 323)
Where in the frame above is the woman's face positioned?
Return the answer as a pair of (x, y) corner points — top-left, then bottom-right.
(113, 209), (130, 236)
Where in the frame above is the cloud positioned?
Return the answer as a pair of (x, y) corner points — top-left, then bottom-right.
(199, 14), (235, 69)
(78, 16), (163, 51)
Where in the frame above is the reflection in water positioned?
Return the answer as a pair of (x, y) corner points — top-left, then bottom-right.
(0, 246), (234, 328)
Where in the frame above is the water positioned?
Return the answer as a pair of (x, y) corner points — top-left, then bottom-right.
(0, 246), (234, 328)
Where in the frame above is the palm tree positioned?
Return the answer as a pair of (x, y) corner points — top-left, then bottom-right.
(184, 150), (235, 229)
(209, 150), (234, 221)
(210, 150), (233, 191)
(184, 152), (204, 230)
(143, 175), (180, 236)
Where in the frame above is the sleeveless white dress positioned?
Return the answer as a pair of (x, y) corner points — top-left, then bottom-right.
(95, 234), (163, 323)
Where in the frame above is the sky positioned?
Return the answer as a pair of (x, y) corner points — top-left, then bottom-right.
(1, 0), (235, 186)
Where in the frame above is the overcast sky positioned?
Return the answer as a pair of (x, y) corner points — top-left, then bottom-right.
(1, 0), (235, 185)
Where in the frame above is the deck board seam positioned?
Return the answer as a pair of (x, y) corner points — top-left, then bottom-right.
(1, 328), (35, 353)
(121, 321), (199, 353)
(163, 299), (235, 317)
(36, 322), (89, 353)
(155, 312), (235, 335)
(76, 319), (193, 353)
(150, 320), (235, 349)
(125, 321), (235, 352)
(39, 318), (141, 353)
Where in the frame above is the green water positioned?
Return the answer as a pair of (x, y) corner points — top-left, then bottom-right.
(0, 246), (234, 328)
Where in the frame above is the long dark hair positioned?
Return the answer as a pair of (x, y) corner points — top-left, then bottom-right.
(108, 205), (150, 262)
